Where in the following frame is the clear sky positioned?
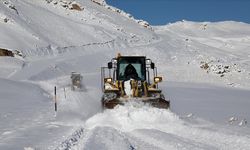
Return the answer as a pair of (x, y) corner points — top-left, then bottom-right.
(105, 0), (250, 25)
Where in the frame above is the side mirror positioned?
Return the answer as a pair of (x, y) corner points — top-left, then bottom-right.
(151, 62), (155, 69)
(108, 62), (112, 69)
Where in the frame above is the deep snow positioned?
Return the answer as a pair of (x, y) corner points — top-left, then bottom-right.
(0, 0), (250, 149)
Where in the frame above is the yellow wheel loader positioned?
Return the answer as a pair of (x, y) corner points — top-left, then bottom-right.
(101, 54), (170, 109)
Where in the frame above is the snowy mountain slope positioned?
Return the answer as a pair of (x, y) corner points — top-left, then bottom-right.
(152, 21), (250, 88)
(0, 0), (157, 53)
(0, 0), (250, 149)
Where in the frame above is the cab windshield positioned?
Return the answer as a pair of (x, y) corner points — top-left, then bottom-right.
(117, 57), (146, 81)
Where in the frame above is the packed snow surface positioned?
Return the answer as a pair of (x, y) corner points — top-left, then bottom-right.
(0, 0), (250, 149)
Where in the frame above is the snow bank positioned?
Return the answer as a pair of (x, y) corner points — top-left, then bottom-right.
(0, 78), (54, 149)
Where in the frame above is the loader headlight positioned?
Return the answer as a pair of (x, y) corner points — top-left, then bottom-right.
(113, 59), (117, 64)
(154, 77), (162, 83)
(104, 78), (113, 83)
(146, 59), (152, 65)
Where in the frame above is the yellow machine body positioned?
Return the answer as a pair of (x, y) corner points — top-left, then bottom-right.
(101, 55), (170, 109)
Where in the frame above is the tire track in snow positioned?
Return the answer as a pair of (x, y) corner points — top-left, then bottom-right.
(55, 127), (135, 150)
(55, 127), (85, 150)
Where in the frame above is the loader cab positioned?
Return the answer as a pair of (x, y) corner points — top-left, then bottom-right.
(101, 54), (159, 92)
(117, 56), (146, 81)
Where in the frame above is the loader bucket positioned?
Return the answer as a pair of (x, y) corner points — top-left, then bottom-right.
(102, 97), (170, 109)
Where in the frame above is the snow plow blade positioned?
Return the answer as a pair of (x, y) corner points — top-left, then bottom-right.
(102, 97), (170, 109)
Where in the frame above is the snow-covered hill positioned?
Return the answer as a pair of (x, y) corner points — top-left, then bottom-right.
(0, 0), (250, 149)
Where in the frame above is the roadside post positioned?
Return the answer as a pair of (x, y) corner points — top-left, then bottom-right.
(54, 86), (57, 116)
